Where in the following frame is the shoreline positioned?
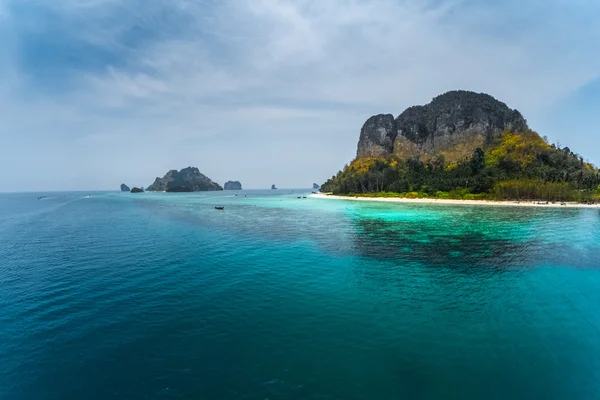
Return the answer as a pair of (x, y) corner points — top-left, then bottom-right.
(309, 193), (600, 209)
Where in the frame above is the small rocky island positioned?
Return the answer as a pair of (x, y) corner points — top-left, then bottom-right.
(147, 167), (223, 192)
(120, 183), (131, 192)
(271, 184), (277, 190)
(224, 181), (242, 190)
(313, 183), (320, 190)
(130, 187), (144, 193)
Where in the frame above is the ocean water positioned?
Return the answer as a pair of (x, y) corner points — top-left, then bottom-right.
(1, 190), (600, 399)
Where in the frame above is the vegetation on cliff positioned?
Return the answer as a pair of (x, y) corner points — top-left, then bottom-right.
(322, 129), (600, 202)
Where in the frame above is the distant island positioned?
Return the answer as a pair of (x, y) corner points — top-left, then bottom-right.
(120, 183), (130, 192)
(130, 187), (144, 193)
(313, 183), (320, 190)
(224, 181), (242, 190)
(147, 167), (223, 192)
(321, 90), (600, 202)
(271, 184), (277, 190)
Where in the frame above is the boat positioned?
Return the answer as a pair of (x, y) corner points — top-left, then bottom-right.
(215, 206), (224, 210)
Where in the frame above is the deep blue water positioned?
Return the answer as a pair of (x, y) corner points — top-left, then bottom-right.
(1, 190), (600, 399)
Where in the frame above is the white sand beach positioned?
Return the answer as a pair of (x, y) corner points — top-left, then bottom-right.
(309, 193), (600, 209)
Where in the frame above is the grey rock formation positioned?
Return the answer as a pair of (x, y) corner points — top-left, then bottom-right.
(356, 114), (396, 158)
(313, 183), (320, 190)
(224, 181), (243, 190)
(147, 167), (223, 192)
(356, 91), (528, 162)
(271, 184), (277, 190)
(130, 187), (144, 193)
(120, 183), (130, 192)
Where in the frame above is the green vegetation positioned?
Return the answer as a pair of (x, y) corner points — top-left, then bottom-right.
(321, 130), (600, 202)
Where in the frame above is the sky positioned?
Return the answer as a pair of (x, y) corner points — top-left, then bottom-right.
(1, 0), (600, 191)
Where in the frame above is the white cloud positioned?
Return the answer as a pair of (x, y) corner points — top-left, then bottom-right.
(59, 0), (600, 111)
(1, 0), (600, 191)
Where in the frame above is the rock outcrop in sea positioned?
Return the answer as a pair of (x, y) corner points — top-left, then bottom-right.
(130, 187), (144, 193)
(120, 184), (131, 192)
(357, 90), (528, 162)
(224, 181), (242, 190)
(313, 183), (320, 190)
(147, 167), (223, 192)
(271, 184), (277, 190)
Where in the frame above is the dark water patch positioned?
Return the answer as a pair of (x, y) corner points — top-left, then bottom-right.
(348, 205), (600, 271)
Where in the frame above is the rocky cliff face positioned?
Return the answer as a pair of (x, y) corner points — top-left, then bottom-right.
(120, 184), (130, 192)
(356, 91), (528, 162)
(224, 181), (242, 190)
(356, 114), (396, 157)
(147, 167), (223, 192)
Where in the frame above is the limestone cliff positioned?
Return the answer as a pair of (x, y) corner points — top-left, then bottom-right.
(356, 114), (396, 157)
(356, 91), (528, 163)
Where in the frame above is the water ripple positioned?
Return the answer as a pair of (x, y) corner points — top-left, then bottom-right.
(1, 191), (600, 399)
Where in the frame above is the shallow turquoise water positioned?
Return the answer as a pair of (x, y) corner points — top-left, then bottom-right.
(1, 190), (600, 399)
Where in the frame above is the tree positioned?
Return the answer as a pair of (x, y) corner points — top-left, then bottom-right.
(433, 155), (445, 171)
(470, 148), (485, 175)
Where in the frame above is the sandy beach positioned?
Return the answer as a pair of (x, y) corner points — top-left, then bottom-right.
(310, 193), (600, 209)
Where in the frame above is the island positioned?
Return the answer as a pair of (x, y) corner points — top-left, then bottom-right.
(313, 183), (320, 190)
(130, 187), (144, 193)
(320, 90), (600, 203)
(146, 167), (223, 192)
(271, 184), (277, 190)
(224, 181), (243, 190)
(120, 183), (131, 192)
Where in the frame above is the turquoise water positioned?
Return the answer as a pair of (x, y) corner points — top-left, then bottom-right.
(1, 190), (600, 399)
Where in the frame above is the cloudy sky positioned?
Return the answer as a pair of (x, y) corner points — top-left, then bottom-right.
(1, 0), (599, 191)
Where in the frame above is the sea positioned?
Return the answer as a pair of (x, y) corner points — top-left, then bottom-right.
(1, 190), (600, 399)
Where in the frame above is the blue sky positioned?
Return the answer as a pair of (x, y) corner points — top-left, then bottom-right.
(1, 0), (599, 191)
